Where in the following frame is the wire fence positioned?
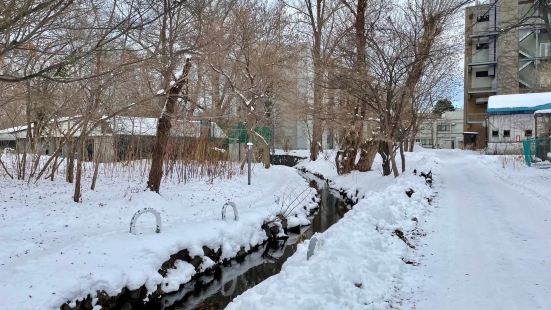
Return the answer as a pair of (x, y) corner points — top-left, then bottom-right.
(522, 137), (551, 168)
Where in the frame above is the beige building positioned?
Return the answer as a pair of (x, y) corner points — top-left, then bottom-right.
(464, 0), (551, 149)
(416, 110), (465, 149)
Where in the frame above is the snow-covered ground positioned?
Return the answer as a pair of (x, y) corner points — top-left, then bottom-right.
(403, 150), (551, 310)
(297, 150), (405, 199)
(227, 149), (438, 309)
(0, 159), (316, 310)
(228, 149), (551, 310)
(4, 149), (550, 310)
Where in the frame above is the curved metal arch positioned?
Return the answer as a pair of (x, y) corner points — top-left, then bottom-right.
(130, 208), (162, 234)
(221, 201), (238, 221)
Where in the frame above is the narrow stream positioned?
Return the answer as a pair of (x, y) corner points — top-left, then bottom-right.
(160, 179), (350, 310)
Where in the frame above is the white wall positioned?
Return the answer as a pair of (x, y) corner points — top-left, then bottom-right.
(487, 114), (534, 143)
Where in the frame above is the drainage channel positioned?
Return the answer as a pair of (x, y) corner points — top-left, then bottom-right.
(160, 180), (350, 310)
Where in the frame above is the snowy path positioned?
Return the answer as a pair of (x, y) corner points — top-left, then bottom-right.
(410, 151), (551, 310)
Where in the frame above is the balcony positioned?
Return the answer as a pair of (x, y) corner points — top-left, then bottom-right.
(469, 28), (499, 38)
(467, 87), (496, 94)
(466, 113), (487, 125)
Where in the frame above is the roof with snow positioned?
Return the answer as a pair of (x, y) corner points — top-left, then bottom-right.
(0, 116), (226, 140)
(535, 109), (551, 115)
(110, 117), (226, 138)
(488, 92), (551, 115)
(0, 125), (31, 141)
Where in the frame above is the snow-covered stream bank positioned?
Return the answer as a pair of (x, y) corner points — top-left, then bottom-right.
(226, 150), (439, 309)
(0, 161), (318, 310)
(160, 183), (349, 309)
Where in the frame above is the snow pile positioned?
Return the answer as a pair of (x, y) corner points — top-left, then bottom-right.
(161, 260), (196, 293)
(227, 152), (438, 309)
(298, 147), (435, 201)
(0, 162), (316, 310)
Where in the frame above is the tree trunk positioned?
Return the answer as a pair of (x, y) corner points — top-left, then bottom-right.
(335, 131), (357, 175)
(73, 138), (84, 202)
(50, 152), (59, 181)
(400, 142), (406, 173)
(147, 58), (192, 193)
(408, 132), (416, 152)
(355, 141), (377, 172)
(66, 141), (75, 183)
(310, 30), (323, 161)
(390, 147), (399, 178)
(378, 141), (391, 176)
(91, 153), (100, 190)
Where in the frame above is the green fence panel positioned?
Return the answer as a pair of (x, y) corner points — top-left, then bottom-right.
(523, 137), (551, 167)
(226, 122), (272, 144)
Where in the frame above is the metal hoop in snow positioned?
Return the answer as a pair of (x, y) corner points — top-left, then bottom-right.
(307, 236), (318, 260)
(221, 201), (238, 221)
(130, 208), (162, 234)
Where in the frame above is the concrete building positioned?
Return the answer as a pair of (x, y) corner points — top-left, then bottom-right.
(487, 91), (551, 154)
(416, 110), (465, 149)
(464, 0), (551, 149)
(270, 44), (335, 151)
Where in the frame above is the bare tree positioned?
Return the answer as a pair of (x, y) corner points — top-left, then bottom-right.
(284, 0), (341, 160)
(333, 0), (464, 176)
(143, 0), (207, 193)
(210, 0), (295, 168)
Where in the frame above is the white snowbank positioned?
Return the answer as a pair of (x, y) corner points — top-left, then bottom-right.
(297, 148), (435, 200)
(228, 150), (438, 309)
(0, 161), (316, 310)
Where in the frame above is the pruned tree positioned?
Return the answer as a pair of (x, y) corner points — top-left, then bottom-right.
(333, 0), (464, 176)
(144, 0), (207, 193)
(283, 0), (342, 160)
(210, 0), (296, 169)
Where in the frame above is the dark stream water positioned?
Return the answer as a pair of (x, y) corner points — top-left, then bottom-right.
(160, 178), (350, 310)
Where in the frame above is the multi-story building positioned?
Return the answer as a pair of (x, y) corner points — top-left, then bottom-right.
(416, 110), (465, 149)
(464, 0), (551, 149)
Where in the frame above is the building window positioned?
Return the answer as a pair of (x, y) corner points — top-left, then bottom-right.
(437, 124), (450, 132)
(503, 130), (511, 137)
(492, 130), (499, 137)
(476, 42), (489, 50)
(477, 14), (490, 22)
(525, 129), (533, 137)
(476, 71), (489, 77)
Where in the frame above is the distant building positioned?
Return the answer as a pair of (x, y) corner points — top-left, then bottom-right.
(0, 116), (226, 161)
(464, 0), (551, 149)
(487, 91), (551, 154)
(416, 110), (464, 149)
